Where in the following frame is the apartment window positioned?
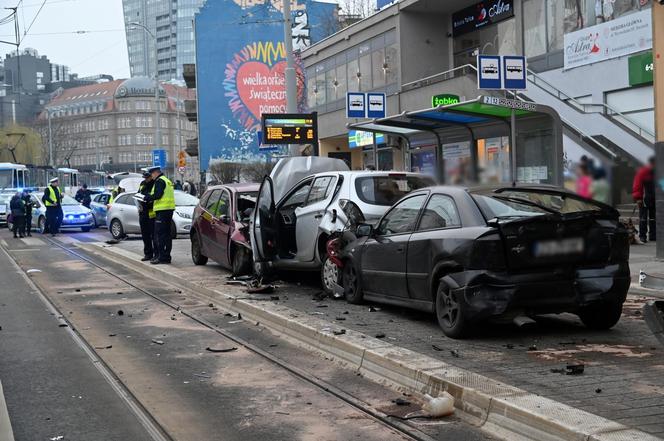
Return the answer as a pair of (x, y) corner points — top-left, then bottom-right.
(161, 117), (168, 128)
(162, 135), (169, 145)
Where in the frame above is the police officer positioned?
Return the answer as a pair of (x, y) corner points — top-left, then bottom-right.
(21, 190), (33, 237)
(138, 169), (157, 261)
(145, 166), (175, 264)
(42, 177), (63, 236)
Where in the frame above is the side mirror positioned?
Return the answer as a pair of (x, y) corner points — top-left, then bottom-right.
(356, 223), (373, 238)
(242, 207), (253, 220)
(220, 214), (230, 225)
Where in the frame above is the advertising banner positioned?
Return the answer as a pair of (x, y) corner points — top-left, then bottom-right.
(195, 0), (337, 170)
(564, 9), (652, 70)
(452, 0), (514, 37)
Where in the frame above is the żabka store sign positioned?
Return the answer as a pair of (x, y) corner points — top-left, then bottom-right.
(564, 9), (652, 70)
(452, 0), (514, 37)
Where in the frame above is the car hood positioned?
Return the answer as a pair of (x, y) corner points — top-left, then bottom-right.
(62, 205), (91, 215)
(175, 206), (195, 216)
(270, 157), (349, 202)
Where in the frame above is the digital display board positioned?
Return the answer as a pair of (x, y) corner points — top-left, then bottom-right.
(349, 130), (386, 148)
(261, 113), (318, 145)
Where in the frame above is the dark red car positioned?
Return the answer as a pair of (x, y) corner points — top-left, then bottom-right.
(190, 183), (259, 275)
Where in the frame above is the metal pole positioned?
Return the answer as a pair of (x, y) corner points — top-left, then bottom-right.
(47, 109), (53, 167)
(154, 43), (162, 177)
(510, 106), (517, 186)
(177, 87), (182, 179)
(283, 0), (298, 157)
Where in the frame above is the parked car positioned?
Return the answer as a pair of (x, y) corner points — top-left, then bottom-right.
(190, 183), (259, 275)
(329, 185), (630, 338)
(22, 193), (95, 233)
(252, 156), (434, 292)
(90, 191), (112, 226)
(107, 190), (199, 239)
(0, 193), (11, 226)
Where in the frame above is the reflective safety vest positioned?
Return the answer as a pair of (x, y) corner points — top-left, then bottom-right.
(44, 186), (60, 207)
(151, 175), (175, 212)
(138, 182), (156, 219)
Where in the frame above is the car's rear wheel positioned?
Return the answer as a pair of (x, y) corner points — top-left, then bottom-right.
(578, 301), (623, 330)
(342, 262), (363, 304)
(38, 216), (46, 234)
(232, 246), (251, 276)
(320, 255), (338, 296)
(435, 282), (470, 339)
(110, 219), (124, 240)
(191, 233), (208, 266)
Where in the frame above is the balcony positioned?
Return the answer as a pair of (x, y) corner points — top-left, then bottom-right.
(183, 64), (196, 89)
(185, 137), (198, 157)
(184, 99), (197, 122)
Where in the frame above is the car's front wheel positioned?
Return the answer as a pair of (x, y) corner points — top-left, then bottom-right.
(191, 233), (208, 266)
(320, 255), (338, 296)
(232, 246), (251, 276)
(342, 262), (363, 304)
(435, 281), (471, 339)
(38, 216), (46, 234)
(578, 301), (623, 330)
(110, 219), (124, 240)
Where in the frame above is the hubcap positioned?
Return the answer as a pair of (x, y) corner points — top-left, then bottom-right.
(322, 258), (338, 291)
(438, 288), (459, 328)
(112, 222), (121, 237)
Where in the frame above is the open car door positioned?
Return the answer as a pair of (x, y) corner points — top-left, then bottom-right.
(251, 176), (276, 264)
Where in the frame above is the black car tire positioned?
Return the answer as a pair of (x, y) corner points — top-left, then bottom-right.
(342, 262), (363, 304)
(81, 227), (91, 232)
(110, 219), (124, 240)
(231, 246), (251, 276)
(435, 282), (471, 339)
(320, 255), (338, 296)
(191, 233), (208, 266)
(38, 216), (46, 234)
(578, 301), (623, 330)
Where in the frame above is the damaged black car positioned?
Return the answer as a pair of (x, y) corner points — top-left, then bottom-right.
(329, 185), (630, 339)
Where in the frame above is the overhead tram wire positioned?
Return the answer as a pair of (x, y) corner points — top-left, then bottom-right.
(21, 0), (47, 43)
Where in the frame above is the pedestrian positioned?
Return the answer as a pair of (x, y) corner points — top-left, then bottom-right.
(9, 192), (25, 238)
(633, 156), (656, 243)
(174, 180), (183, 191)
(591, 167), (610, 205)
(42, 177), (63, 237)
(22, 190), (33, 237)
(575, 163), (593, 199)
(182, 180), (190, 194)
(145, 166), (175, 264)
(75, 183), (92, 208)
(189, 181), (197, 196)
(137, 169), (157, 262)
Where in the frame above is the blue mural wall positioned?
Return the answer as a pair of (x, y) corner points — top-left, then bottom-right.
(195, 0), (338, 170)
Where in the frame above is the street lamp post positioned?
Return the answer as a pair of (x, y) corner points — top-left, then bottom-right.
(130, 22), (160, 173)
(47, 108), (54, 167)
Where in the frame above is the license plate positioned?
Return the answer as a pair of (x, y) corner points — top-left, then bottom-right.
(533, 237), (584, 257)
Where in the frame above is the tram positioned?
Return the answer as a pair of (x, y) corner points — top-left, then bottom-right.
(0, 163), (28, 191)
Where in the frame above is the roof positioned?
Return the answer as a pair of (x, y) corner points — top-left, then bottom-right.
(46, 80), (124, 108)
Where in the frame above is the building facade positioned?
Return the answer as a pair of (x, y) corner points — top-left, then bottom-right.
(302, 0), (655, 203)
(39, 77), (198, 181)
(122, 0), (206, 81)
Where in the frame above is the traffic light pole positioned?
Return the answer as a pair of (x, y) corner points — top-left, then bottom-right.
(654, 3), (664, 259)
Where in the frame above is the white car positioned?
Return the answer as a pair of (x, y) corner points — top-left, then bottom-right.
(107, 190), (199, 239)
(252, 157), (434, 293)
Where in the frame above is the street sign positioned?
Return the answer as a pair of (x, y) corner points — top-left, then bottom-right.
(177, 150), (186, 168)
(503, 56), (527, 90)
(152, 149), (166, 169)
(261, 113), (318, 145)
(477, 55), (502, 90)
(432, 94), (461, 107)
(178, 166), (186, 174)
(367, 93), (386, 118)
(346, 92), (366, 118)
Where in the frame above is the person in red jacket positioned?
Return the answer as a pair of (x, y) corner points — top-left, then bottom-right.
(633, 156), (656, 243)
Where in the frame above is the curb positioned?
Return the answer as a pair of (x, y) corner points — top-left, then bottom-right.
(629, 283), (664, 299)
(0, 380), (15, 441)
(78, 242), (662, 441)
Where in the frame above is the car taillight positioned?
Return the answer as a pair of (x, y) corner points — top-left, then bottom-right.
(326, 237), (344, 268)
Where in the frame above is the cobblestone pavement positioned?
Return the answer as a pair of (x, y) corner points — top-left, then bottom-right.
(65, 232), (664, 437)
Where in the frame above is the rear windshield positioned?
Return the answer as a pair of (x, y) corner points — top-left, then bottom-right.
(472, 189), (604, 220)
(354, 175), (433, 206)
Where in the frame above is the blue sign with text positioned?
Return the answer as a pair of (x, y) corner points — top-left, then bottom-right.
(477, 55), (502, 90)
(367, 93), (386, 118)
(502, 56), (527, 90)
(152, 149), (166, 169)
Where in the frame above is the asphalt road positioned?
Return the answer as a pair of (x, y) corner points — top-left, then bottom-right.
(0, 230), (493, 441)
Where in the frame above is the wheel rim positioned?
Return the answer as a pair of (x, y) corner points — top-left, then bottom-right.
(438, 288), (459, 328)
(38, 218), (45, 233)
(111, 221), (121, 238)
(322, 258), (338, 292)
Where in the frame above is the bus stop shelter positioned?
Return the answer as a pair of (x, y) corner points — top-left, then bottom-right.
(348, 95), (564, 186)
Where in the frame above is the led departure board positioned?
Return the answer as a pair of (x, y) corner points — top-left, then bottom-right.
(261, 113), (318, 145)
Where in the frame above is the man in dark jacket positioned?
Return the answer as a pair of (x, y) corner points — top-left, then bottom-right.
(137, 170), (157, 261)
(21, 191), (33, 237)
(75, 183), (92, 208)
(43, 177), (63, 236)
(633, 156), (656, 243)
(9, 192), (25, 238)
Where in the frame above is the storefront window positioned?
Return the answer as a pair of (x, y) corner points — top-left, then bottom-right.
(547, 0), (565, 51)
(372, 48), (386, 88)
(523, 0), (546, 58)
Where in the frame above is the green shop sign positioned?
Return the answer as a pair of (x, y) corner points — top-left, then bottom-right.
(432, 94), (461, 107)
(628, 52), (653, 87)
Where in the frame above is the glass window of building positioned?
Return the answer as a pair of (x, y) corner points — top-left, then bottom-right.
(347, 59), (360, 93)
(547, 0), (565, 52)
(372, 48), (386, 89)
(524, 0), (546, 58)
(385, 44), (399, 85)
(359, 53), (372, 91)
(335, 64), (347, 99)
(315, 71), (325, 106)
(325, 68), (337, 103)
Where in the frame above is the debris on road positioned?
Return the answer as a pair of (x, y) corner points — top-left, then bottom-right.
(450, 349), (460, 358)
(375, 333), (386, 339)
(422, 392), (455, 417)
(333, 329), (346, 336)
(151, 339), (165, 345)
(49, 436), (64, 441)
(528, 345), (538, 351)
(369, 306), (380, 312)
(247, 284), (276, 294)
(94, 345), (112, 349)
(335, 317), (346, 321)
(432, 345), (443, 351)
(205, 346), (238, 353)
(193, 373), (211, 379)
(109, 334), (117, 337)
(392, 398), (411, 406)
(58, 324), (68, 328)
(596, 388), (602, 393)
(105, 239), (120, 245)
(565, 364), (585, 375)
(117, 310), (124, 316)
(26, 268), (41, 273)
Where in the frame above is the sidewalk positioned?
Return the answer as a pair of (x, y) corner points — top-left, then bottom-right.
(76, 234), (664, 440)
(628, 242), (664, 297)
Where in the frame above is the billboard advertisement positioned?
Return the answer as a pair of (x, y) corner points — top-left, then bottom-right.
(195, 0), (337, 170)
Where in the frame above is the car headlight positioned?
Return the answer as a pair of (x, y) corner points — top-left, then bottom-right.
(176, 211), (191, 219)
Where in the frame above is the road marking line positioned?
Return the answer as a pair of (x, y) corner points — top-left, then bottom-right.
(0, 380), (15, 441)
(0, 240), (6, 248)
(20, 238), (44, 246)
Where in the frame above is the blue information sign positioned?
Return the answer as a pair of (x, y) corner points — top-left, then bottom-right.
(367, 93), (386, 119)
(502, 56), (527, 90)
(152, 149), (167, 169)
(477, 55), (502, 90)
(346, 92), (366, 118)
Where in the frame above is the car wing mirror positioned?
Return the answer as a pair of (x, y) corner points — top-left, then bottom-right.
(220, 214), (231, 224)
(356, 223), (373, 238)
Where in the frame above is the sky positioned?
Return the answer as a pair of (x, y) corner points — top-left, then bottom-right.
(0, 0), (130, 79)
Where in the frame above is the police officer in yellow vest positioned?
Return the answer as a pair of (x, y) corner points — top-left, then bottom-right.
(138, 169), (157, 261)
(145, 166), (175, 264)
(42, 177), (63, 236)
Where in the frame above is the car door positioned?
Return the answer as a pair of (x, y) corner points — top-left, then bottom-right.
(212, 189), (232, 266)
(407, 193), (462, 302)
(199, 189), (222, 260)
(92, 194), (110, 224)
(252, 177), (276, 263)
(360, 193), (428, 298)
(115, 194), (140, 233)
(294, 175), (336, 262)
